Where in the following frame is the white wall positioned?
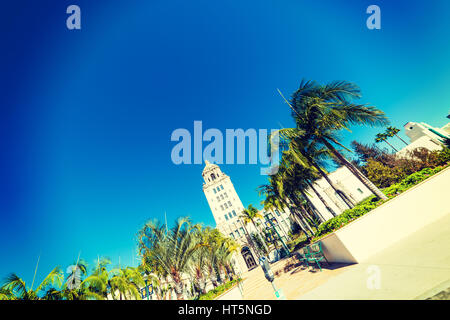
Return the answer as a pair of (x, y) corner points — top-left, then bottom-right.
(396, 136), (443, 158)
(319, 167), (450, 263)
(305, 166), (373, 221)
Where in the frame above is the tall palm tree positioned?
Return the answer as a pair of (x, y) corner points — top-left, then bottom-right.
(278, 80), (389, 201)
(189, 242), (209, 295)
(375, 132), (398, 152)
(258, 174), (315, 240)
(109, 267), (144, 300)
(386, 126), (408, 146)
(138, 217), (201, 300)
(0, 287), (14, 300)
(239, 204), (269, 254)
(1, 267), (63, 300)
(275, 128), (356, 209)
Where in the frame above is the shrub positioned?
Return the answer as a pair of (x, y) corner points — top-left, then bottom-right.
(365, 158), (405, 188)
(197, 278), (241, 300)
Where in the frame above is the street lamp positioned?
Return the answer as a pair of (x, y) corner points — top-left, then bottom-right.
(143, 275), (154, 300)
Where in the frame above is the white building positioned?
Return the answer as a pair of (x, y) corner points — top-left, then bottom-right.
(396, 121), (449, 157)
(202, 161), (293, 272)
(303, 166), (374, 220)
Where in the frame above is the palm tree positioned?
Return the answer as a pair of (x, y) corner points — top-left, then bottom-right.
(275, 129), (356, 209)
(0, 287), (14, 300)
(386, 126), (408, 146)
(189, 242), (209, 295)
(109, 267), (144, 300)
(375, 132), (398, 152)
(1, 267), (63, 300)
(138, 217), (201, 300)
(258, 173), (315, 240)
(239, 204), (269, 254)
(278, 80), (389, 201)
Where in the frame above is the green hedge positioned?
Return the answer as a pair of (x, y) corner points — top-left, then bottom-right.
(196, 278), (242, 300)
(313, 165), (448, 241)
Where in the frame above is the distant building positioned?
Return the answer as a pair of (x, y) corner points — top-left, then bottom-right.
(395, 121), (449, 157)
(303, 166), (374, 220)
(202, 161), (293, 272)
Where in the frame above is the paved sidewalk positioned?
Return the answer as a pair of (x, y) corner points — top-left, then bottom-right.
(240, 258), (355, 300)
(297, 212), (450, 300)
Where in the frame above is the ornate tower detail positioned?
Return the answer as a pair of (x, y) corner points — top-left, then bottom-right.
(202, 161), (258, 271)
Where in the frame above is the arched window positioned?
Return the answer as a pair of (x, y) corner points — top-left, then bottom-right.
(211, 173), (216, 180)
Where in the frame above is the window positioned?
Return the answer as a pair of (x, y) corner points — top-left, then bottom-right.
(216, 196), (220, 202)
(211, 173), (216, 181)
(225, 214), (229, 221)
(220, 205), (224, 210)
(232, 210), (236, 217)
(235, 230), (240, 237)
(220, 185), (224, 190)
(220, 194), (224, 200)
(224, 192), (228, 198)
(213, 189), (217, 194)
(229, 233), (235, 239)
(240, 227), (244, 235)
(275, 210), (280, 216)
(224, 203), (228, 209)
(227, 201), (232, 207)
(357, 188), (363, 194)
(228, 212), (233, 219)
(216, 187), (220, 192)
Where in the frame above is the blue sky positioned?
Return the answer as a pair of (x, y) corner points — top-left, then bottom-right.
(1, 0), (449, 285)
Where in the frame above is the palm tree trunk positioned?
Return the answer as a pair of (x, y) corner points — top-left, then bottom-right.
(250, 218), (269, 253)
(281, 198), (313, 239)
(306, 180), (337, 217)
(298, 189), (326, 222)
(394, 133), (409, 146)
(321, 139), (388, 201)
(307, 157), (355, 209)
(270, 212), (290, 238)
(292, 209), (313, 239)
(290, 193), (319, 227)
(285, 198), (315, 235)
(240, 221), (261, 259)
(384, 139), (398, 152)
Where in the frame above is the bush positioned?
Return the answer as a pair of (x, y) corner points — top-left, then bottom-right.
(353, 144), (450, 188)
(197, 278), (241, 300)
(365, 158), (405, 188)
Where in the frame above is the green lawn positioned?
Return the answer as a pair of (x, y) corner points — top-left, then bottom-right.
(195, 278), (242, 300)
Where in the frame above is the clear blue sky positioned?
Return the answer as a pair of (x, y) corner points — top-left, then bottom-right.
(1, 0), (449, 285)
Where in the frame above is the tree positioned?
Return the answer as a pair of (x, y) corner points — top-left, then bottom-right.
(258, 171), (315, 240)
(275, 129), (356, 209)
(239, 204), (269, 253)
(386, 126), (408, 146)
(138, 217), (201, 300)
(109, 267), (144, 300)
(278, 80), (389, 201)
(375, 132), (398, 152)
(1, 267), (63, 300)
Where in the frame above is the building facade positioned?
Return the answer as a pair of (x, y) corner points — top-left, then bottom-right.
(202, 161), (293, 272)
(395, 121), (449, 157)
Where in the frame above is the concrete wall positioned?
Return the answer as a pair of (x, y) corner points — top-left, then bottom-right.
(216, 284), (244, 300)
(320, 166), (450, 264)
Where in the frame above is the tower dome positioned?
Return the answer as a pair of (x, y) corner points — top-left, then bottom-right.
(202, 160), (221, 183)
